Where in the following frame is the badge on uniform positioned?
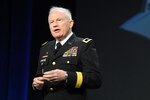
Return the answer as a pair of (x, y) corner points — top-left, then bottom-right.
(40, 52), (49, 66)
(63, 47), (78, 57)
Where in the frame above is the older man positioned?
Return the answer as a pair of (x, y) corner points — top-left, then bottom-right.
(32, 6), (102, 100)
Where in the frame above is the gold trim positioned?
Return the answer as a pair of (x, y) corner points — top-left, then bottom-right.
(75, 72), (83, 88)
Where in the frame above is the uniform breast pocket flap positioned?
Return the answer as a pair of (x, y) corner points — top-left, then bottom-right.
(60, 57), (78, 65)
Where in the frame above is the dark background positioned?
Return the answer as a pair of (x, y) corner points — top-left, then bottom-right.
(0, 0), (150, 100)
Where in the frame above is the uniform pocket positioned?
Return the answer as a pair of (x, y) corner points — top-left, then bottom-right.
(56, 57), (78, 71)
(60, 57), (78, 65)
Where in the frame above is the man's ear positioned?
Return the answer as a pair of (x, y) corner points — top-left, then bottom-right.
(70, 20), (74, 28)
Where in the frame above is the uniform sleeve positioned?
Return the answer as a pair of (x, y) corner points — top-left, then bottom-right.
(35, 47), (43, 77)
(32, 47), (43, 91)
(35, 41), (49, 77)
(66, 39), (103, 89)
(32, 44), (49, 91)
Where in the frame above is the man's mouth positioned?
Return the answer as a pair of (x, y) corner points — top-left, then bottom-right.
(54, 29), (60, 33)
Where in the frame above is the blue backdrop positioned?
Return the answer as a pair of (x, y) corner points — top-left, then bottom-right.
(0, 0), (32, 99)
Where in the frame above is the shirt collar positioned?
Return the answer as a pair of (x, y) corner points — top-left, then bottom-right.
(55, 32), (73, 48)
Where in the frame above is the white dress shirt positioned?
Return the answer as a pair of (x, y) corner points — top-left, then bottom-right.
(55, 32), (73, 49)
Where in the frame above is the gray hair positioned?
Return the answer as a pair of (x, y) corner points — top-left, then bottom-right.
(48, 6), (72, 20)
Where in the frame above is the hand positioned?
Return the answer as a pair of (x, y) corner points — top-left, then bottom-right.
(43, 69), (67, 82)
(32, 77), (45, 90)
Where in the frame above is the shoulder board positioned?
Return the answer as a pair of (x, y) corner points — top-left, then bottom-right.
(41, 41), (48, 46)
(82, 38), (92, 43)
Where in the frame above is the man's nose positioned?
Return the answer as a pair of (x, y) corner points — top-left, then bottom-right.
(53, 21), (58, 27)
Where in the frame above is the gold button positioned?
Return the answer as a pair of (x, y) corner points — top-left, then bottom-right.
(67, 61), (70, 64)
(49, 88), (53, 91)
(52, 62), (56, 65)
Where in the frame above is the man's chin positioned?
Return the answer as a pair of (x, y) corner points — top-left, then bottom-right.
(55, 36), (63, 41)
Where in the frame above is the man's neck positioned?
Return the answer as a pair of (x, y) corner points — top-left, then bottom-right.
(56, 31), (73, 46)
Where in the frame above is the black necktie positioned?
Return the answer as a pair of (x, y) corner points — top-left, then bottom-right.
(54, 42), (62, 55)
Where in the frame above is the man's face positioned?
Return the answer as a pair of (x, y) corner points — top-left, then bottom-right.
(48, 11), (74, 41)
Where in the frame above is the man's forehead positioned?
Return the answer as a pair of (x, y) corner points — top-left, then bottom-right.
(49, 11), (68, 20)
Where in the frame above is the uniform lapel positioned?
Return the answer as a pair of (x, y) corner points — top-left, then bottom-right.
(53, 34), (76, 60)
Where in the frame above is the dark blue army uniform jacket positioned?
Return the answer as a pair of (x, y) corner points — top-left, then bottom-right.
(34, 34), (102, 100)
